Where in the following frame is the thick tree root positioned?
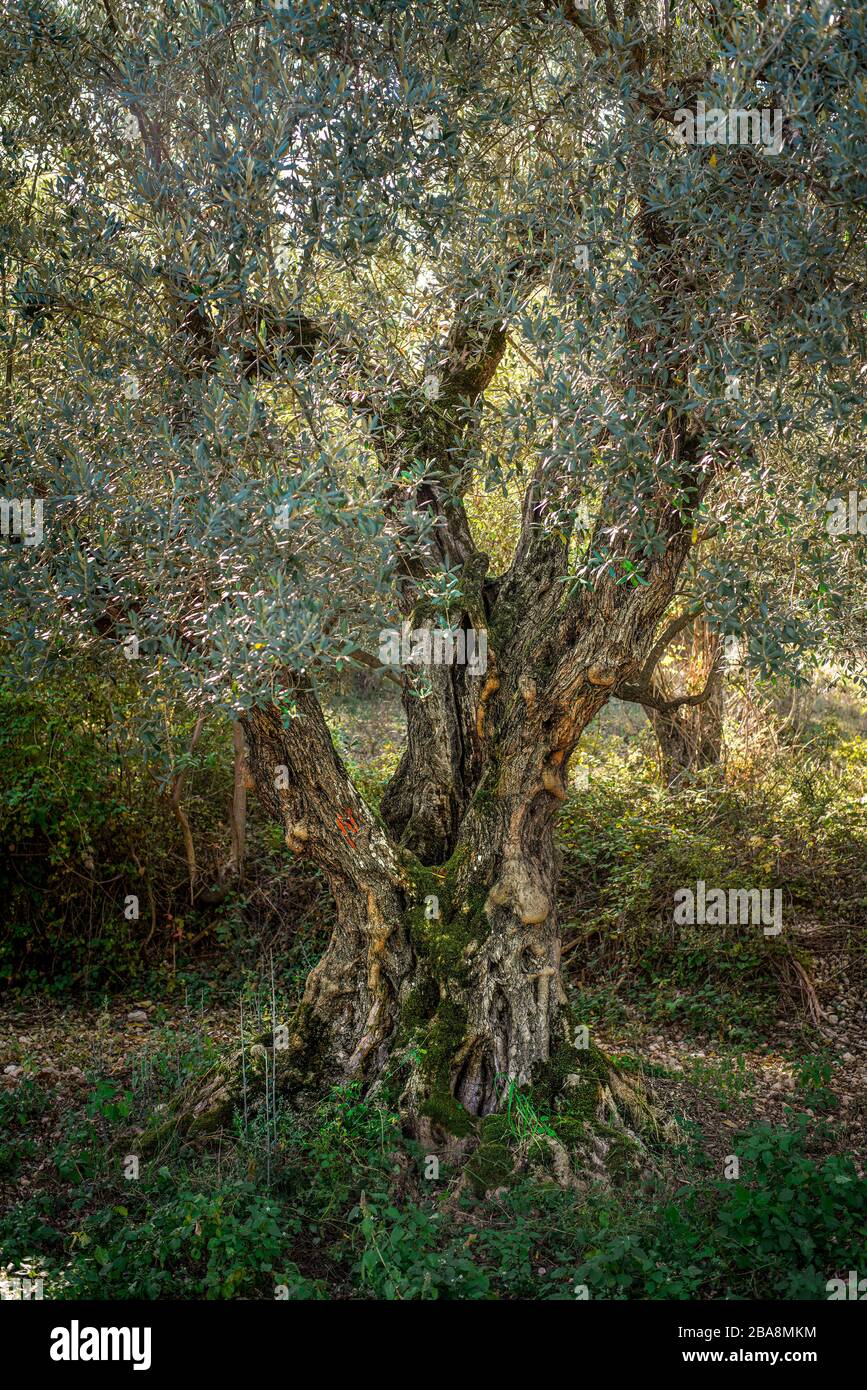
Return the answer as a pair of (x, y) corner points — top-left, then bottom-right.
(130, 1047), (262, 1157)
(128, 1006), (330, 1157)
(459, 1046), (676, 1196)
(127, 1013), (675, 1197)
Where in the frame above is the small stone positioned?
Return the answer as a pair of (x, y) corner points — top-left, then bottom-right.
(4, 1065), (23, 1077)
(127, 1010), (149, 1023)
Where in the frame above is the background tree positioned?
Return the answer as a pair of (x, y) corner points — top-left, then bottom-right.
(617, 608), (724, 788)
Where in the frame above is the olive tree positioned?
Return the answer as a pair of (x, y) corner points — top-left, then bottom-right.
(2, 0), (865, 1155)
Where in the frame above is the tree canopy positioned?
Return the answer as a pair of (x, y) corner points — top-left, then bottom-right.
(3, 0), (866, 718)
(2, 0), (867, 1150)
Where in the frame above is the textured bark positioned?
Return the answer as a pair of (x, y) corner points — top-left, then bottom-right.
(408, 695), (600, 1127)
(223, 514), (689, 1144)
(187, 415), (705, 1150)
(379, 650), (486, 864)
(237, 675), (592, 1129)
(148, 509), (700, 1157)
(241, 695), (414, 1084)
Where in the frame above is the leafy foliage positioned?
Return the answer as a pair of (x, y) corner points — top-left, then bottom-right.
(559, 725), (867, 1037)
(1, 0), (866, 715)
(2, 1068), (863, 1301)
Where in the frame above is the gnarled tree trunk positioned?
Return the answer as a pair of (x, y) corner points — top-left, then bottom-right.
(153, 474), (700, 1163)
(139, 85), (709, 1165)
(238, 670), (594, 1141)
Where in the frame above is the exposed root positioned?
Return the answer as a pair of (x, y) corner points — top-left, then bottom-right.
(128, 1048), (260, 1158)
(128, 1007), (331, 1158)
(460, 1044), (677, 1195)
(126, 996), (676, 1203)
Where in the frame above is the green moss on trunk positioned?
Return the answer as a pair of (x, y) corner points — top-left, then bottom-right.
(416, 999), (476, 1138)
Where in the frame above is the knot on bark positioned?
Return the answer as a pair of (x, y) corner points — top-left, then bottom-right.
(285, 820), (309, 853)
(476, 672), (501, 738)
(541, 765), (567, 801)
(484, 858), (550, 925)
(587, 665), (617, 687)
(518, 673), (537, 706)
